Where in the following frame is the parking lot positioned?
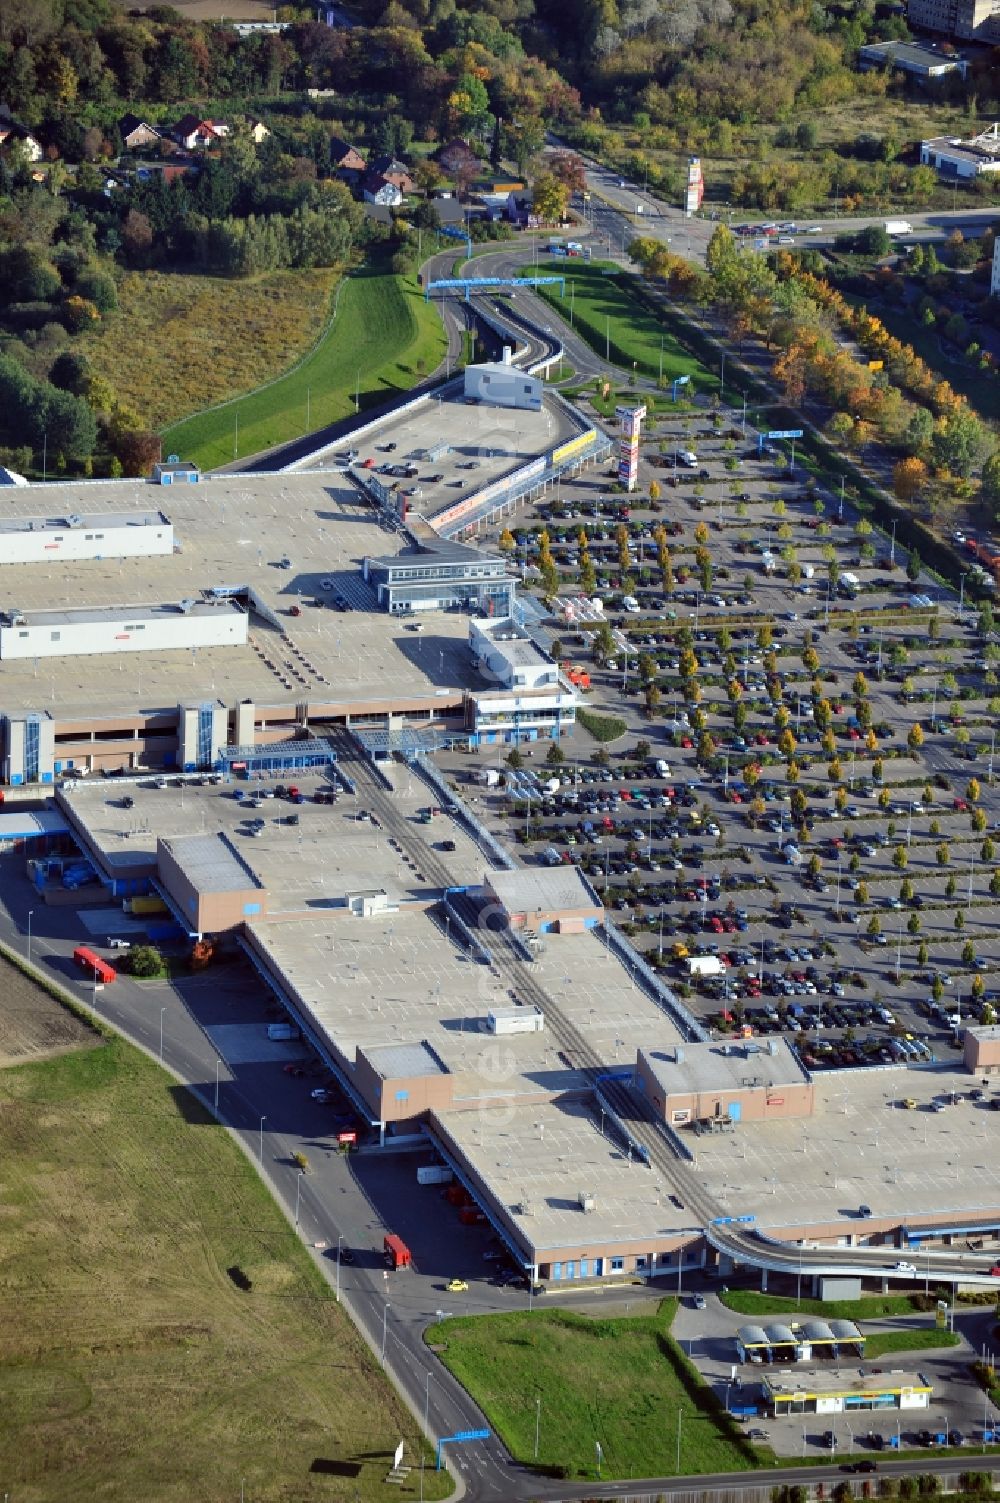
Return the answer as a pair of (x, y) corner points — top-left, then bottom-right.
(437, 405), (1000, 1080)
(672, 1292), (998, 1462)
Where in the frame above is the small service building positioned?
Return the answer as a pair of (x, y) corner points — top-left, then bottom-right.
(463, 360), (542, 412)
(636, 1037), (815, 1128)
(483, 866), (604, 936)
(764, 1368), (932, 1418)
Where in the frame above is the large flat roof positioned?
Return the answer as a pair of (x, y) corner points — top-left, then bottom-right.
(59, 766), (488, 900)
(764, 1369), (931, 1399)
(159, 831), (261, 895)
(440, 1097), (694, 1255)
(302, 385), (580, 525)
(688, 1062), (1000, 1236)
(4, 599), (240, 628)
(642, 1038), (808, 1096)
(257, 911), (685, 1102)
(487, 866), (601, 916)
(0, 509), (166, 538)
(0, 473), (484, 719)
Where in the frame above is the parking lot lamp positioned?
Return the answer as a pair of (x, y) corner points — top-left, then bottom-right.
(26, 909), (33, 965)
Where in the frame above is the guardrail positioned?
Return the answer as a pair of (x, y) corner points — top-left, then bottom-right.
(412, 755), (517, 871)
(595, 922), (709, 1043)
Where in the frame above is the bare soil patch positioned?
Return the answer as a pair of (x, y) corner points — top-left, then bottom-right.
(0, 950), (101, 1067)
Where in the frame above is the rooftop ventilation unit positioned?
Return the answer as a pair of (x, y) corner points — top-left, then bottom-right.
(177, 598), (197, 614)
(578, 1191), (595, 1213)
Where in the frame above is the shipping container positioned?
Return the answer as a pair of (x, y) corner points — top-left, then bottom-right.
(266, 1022), (299, 1040)
(383, 1233), (411, 1269)
(72, 945), (116, 984)
(488, 1006), (544, 1035)
(123, 895), (168, 915)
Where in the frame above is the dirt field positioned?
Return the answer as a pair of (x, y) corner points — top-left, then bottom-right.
(0, 950), (101, 1067)
(115, 0), (280, 18)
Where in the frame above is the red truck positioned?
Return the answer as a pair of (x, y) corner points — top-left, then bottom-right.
(72, 946), (116, 984)
(384, 1234), (411, 1270)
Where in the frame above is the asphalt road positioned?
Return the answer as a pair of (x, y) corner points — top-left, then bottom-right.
(4, 867), (1000, 1497)
(559, 146), (1000, 267)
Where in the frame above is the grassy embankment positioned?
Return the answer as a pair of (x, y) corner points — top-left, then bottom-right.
(88, 266), (340, 431)
(521, 259), (714, 398)
(722, 1290), (942, 1320)
(158, 260), (447, 470)
(0, 1033), (446, 1503)
(425, 1299), (760, 1481)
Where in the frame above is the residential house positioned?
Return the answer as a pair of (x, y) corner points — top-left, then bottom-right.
(506, 191), (536, 227)
(366, 154), (415, 194)
(330, 136), (366, 176)
(119, 113), (162, 151)
(362, 201), (393, 227)
(363, 174), (402, 208)
(430, 196), (467, 229)
(435, 136), (482, 175)
(0, 117), (43, 162)
(172, 115), (230, 150)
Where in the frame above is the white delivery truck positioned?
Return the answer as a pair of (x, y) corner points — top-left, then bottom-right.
(885, 220), (913, 236)
(417, 1164), (454, 1186)
(687, 955), (723, 978)
(801, 563), (815, 580)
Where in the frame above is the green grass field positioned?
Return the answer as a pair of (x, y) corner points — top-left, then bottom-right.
(162, 262), (447, 471)
(575, 708), (627, 743)
(721, 1290), (933, 1320)
(424, 1300), (759, 1481)
(523, 260), (715, 395)
(863, 1328), (961, 1358)
(0, 1035), (446, 1503)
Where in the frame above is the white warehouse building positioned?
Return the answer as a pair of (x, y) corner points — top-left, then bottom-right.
(464, 359), (542, 411)
(0, 510), (175, 566)
(0, 599), (248, 661)
(920, 123), (1000, 178)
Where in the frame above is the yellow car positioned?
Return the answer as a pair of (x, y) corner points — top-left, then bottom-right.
(446, 1278), (469, 1293)
(901, 1098), (917, 1110)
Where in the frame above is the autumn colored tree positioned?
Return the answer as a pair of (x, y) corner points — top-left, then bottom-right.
(893, 456), (927, 503)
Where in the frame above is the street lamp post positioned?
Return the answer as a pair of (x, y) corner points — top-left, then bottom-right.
(159, 1007), (166, 1062)
(381, 1300), (391, 1366)
(295, 1168), (303, 1227)
(26, 909), (34, 965)
(215, 1056), (221, 1114)
(534, 1394), (541, 1460)
(424, 1370), (433, 1441)
(259, 1115), (266, 1164)
(676, 1407), (683, 1474)
(336, 1233), (343, 1303)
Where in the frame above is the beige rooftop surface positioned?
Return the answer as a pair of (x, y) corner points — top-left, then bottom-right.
(0, 473), (481, 718)
(256, 912), (687, 1103)
(61, 767), (487, 902)
(441, 1097), (695, 1255)
(303, 385), (580, 517)
(689, 1062), (1000, 1236)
